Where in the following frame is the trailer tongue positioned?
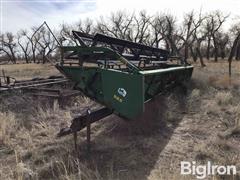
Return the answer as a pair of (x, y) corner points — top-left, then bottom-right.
(56, 31), (193, 138)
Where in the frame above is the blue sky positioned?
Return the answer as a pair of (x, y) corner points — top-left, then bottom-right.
(1, 0), (240, 33)
(18, 0), (94, 12)
(1, 0), (96, 33)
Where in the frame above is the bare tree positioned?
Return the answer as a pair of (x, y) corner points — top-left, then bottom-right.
(59, 23), (78, 46)
(149, 14), (165, 48)
(230, 22), (240, 60)
(17, 30), (31, 63)
(0, 10), (239, 67)
(36, 27), (57, 63)
(228, 22), (240, 76)
(149, 13), (181, 55)
(192, 29), (207, 67)
(96, 11), (134, 40)
(0, 34), (12, 63)
(0, 32), (17, 63)
(76, 18), (94, 34)
(22, 27), (43, 63)
(131, 10), (151, 43)
(152, 14), (180, 55)
(216, 32), (230, 59)
(204, 11), (229, 61)
(178, 11), (205, 61)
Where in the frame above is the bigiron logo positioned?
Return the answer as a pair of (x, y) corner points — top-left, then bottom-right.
(181, 161), (237, 179)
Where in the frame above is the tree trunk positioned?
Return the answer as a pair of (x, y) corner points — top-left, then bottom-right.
(18, 42), (29, 63)
(214, 46), (218, 62)
(42, 48), (47, 64)
(196, 47), (206, 67)
(184, 43), (189, 60)
(169, 38), (179, 56)
(220, 49), (225, 59)
(235, 43), (240, 60)
(24, 53), (29, 63)
(190, 46), (197, 62)
(206, 37), (211, 60)
(1, 49), (13, 63)
(228, 33), (240, 76)
(165, 39), (170, 51)
(229, 59), (232, 77)
(32, 47), (36, 63)
(8, 46), (16, 64)
(212, 35), (218, 62)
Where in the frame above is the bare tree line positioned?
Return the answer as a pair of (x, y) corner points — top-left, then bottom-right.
(0, 10), (240, 67)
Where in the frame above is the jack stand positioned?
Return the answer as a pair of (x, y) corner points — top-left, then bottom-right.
(57, 107), (113, 155)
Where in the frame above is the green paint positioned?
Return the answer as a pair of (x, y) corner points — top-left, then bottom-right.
(56, 64), (193, 119)
(56, 45), (193, 119)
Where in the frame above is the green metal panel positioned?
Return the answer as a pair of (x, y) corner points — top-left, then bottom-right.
(101, 69), (144, 119)
(56, 64), (193, 119)
(143, 66), (193, 101)
(56, 66), (105, 102)
(56, 65), (145, 119)
(57, 35), (194, 121)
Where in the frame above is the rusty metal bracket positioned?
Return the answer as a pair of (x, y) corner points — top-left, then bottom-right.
(57, 107), (113, 153)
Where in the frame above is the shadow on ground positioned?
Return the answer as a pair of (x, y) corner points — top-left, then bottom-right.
(73, 88), (189, 180)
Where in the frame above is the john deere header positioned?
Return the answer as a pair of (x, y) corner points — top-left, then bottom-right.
(56, 31), (193, 119)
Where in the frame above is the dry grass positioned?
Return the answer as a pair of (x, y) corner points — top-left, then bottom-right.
(0, 63), (60, 80)
(215, 91), (233, 105)
(0, 60), (240, 180)
(0, 112), (18, 146)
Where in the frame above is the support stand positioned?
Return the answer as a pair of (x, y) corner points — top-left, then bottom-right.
(72, 109), (93, 155)
(59, 107), (113, 154)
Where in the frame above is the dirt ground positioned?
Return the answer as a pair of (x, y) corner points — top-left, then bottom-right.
(0, 61), (240, 180)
